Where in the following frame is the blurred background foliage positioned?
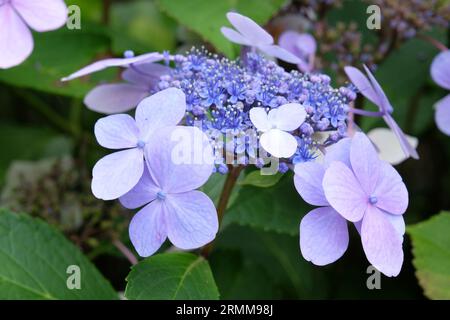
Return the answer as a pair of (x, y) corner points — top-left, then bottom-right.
(0, 0), (449, 300)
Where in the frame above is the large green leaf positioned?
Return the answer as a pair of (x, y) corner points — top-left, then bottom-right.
(156, 0), (286, 58)
(0, 27), (111, 98)
(407, 212), (450, 299)
(0, 210), (117, 299)
(125, 252), (219, 300)
(223, 174), (309, 235)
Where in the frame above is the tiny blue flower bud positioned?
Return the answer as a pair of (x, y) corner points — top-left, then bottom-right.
(124, 50), (135, 58)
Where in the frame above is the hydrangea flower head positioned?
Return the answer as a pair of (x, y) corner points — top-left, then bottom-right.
(92, 88), (186, 200)
(295, 133), (408, 276)
(61, 11), (417, 272)
(323, 133), (408, 276)
(430, 50), (450, 136)
(345, 65), (419, 160)
(156, 48), (355, 167)
(221, 12), (301, 64)
(120, 126), (217, 257)
(0, 0), (67, 68)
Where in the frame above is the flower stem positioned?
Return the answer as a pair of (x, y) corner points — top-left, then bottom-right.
(418, 34), (448, 52)
(350, 108), (384, 117)
(102, 0), (111, 25)
(113, 239), (138, 266)
(201, 165), (244, 257)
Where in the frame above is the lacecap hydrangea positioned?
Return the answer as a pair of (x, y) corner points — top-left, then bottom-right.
(63, 12), (415, 277)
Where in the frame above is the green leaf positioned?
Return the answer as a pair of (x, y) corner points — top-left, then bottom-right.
(410, 87), (443, 136)
(210, 249), (284, 299)
(212, 225), (330, 299)
(239, 170), (283, 188)
(223, 174), (309, 235)
(125, 252), (219, 300)
(0, 209), (117, 299)
(407, 212), (450, 299)
(0, 27), (111, 98)
(0, 123), (72, 184)
(156, 0), (286, 58)
(110, 0), (177, 54)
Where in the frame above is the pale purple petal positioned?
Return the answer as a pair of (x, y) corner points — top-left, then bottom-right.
(353, 220), (362, 235)
(226, 12), (273, 45)
(129, 200), (167, 257)
(135, 88), (186, 141)
(322, 161), (367, 222)
(294, 34), (317, 56)
(145, 126), (214, 193)
(363, 64), (393, 114)
(350, 132), (380, 196)
(323, 137), (351, 168)
(361, 206), (403, 277)
(384, 114), (419, 159)
(386, 214), (405, 244)
(278, 31), (299, 55)
(294, 162), (328, 206)
(373, 161), (408, 215)
(278, 31), (316, 71)
(300, 207), (349, 266)
(344, 66), (380, 106)
(297, 59), (313, 73)
(435, 94), (450, 136)
(119, 168), (159, 209)
(122, 63), (171, 86)
(279, 31), (316, 56)
(94, 114), (139, 149)
(431, 50), (450, 90)
(84, 83), (149, 114)
(354, 212), (404, 240)
(165, 191), (218, 250)
(12, 0), (67, 32)
(259, 44), (301, 64)
(91, 149), (144, 200)
(61, 52), (164, 81)
(0, 4), (33, 69)
(220, 27), (251, 46)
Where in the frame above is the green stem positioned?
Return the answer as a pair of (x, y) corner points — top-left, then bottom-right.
(18, 90), (77, 136)
(69, 99), (83, 138)
(17, 90), (96, 146)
